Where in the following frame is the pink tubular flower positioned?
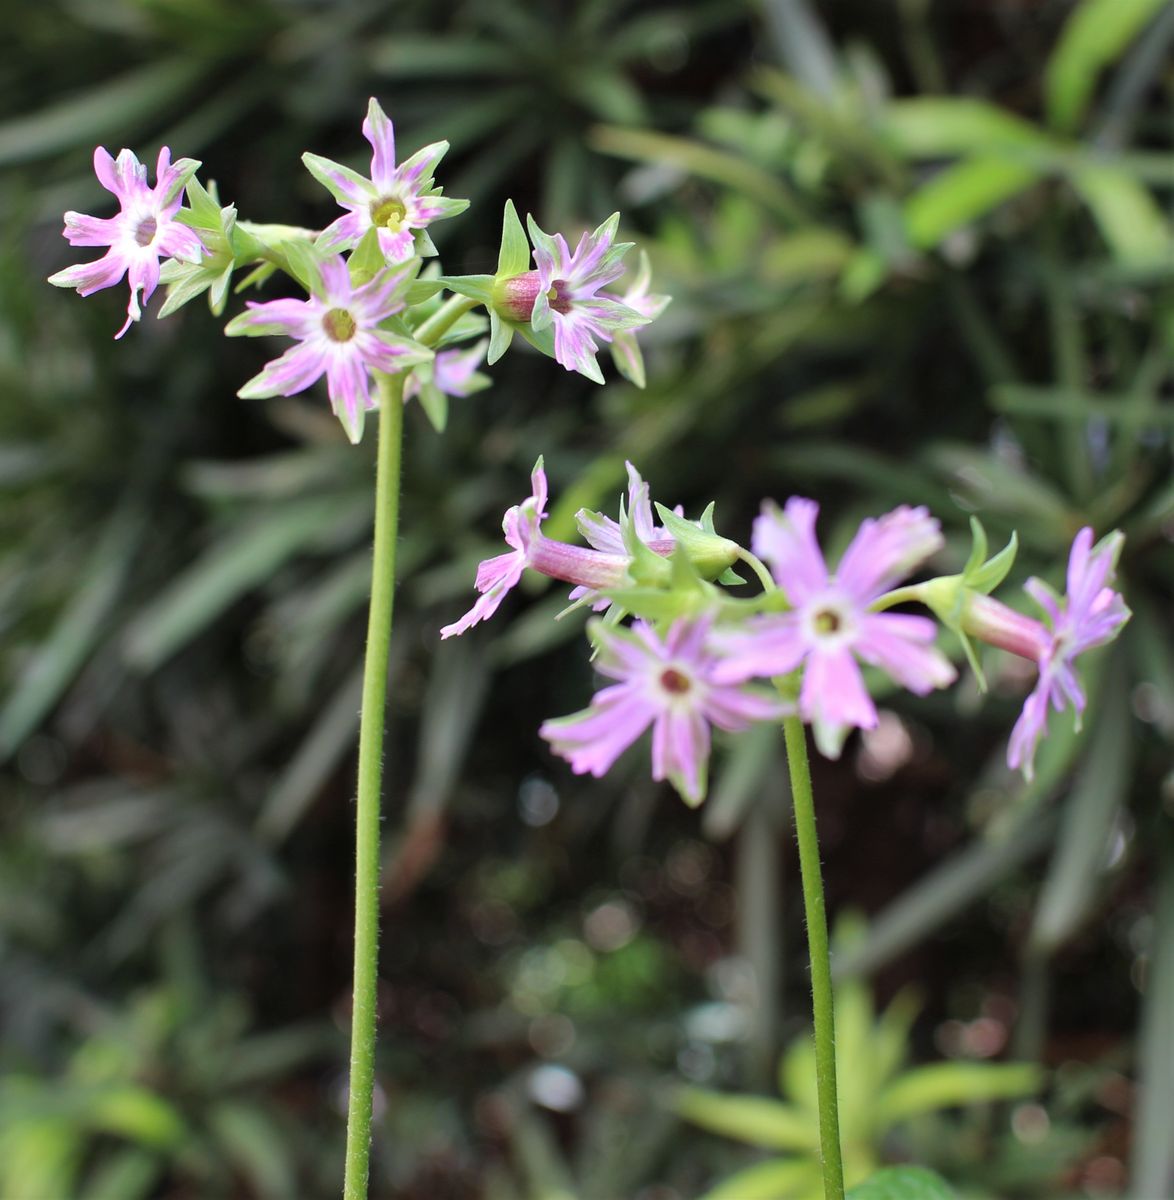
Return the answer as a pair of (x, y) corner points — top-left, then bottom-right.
(526, 213), (650, 383)
(48, 146), (204, 338)
(441, 459), (635, 639)
(303, 98), (468, 263)
(540, 617), (789, 806)
(225, 256), (428, 444)
(569, 461), (678, 609)
(712, 498), (956, 757)
(1007, 527), (1130, 780)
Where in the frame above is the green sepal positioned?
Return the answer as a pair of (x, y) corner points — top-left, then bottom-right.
(653, 502), (741, 580)
(487, 310), (514, 364)
(498, 200), (531, 276)
(437, 274), (495, 306)
(417, 381), (448, 432)
(348, 227), (388, 285)
(404, 278), (446, 306)
(233, 261), (277, 293)
(717, 566), (745, 585)
(271, 240), (322, 295)
(966, 518), (1018, 593)
(516, 320), (557, 360)
(620, 499), (672, 588)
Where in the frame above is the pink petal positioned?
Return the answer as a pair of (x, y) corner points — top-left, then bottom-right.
(801, 646), (877, 730)
(835, 505), (942, 603)
(362, 98), (397, 189)
(752, 498), (829, 603)
(856, 612), (956, 695)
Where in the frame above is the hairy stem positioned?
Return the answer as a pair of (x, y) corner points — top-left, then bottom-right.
(782, 714), (845, 1200)
(342, 373), (405, 1200)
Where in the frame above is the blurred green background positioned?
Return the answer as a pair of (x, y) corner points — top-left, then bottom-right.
(2, 1), (1172, 1197)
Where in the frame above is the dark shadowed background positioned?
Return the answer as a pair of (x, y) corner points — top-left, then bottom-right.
(1, 1), (1171, 1197)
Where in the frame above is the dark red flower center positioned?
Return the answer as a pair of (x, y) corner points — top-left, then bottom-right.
(134, 216), (157, 247)
(547, 280), (573, 314)
(813, 608), (843, 635)
(659, 667), (692, 695)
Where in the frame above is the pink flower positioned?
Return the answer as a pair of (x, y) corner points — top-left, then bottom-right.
(1007, 527), (1130, 780)
(441, 460), (635, 639)
(303, 98), (468, 264)
(48, 146), (204, 338)
(225, 255), (428, 443)
(712, 498), (955, 757)
(403, 340), (487, 405)
(540, 616), (789, 806)
(526, 214), (650, 383)
(569, 461), (677, 609)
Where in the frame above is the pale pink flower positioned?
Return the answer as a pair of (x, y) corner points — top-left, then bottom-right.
(303, 98), (468, 263)
(441, 460), (635, 639)
(541, 616), (788, 806)
(49, 146), (204, 337)
(1007, 528), (1130, 779)
(526, 214), (650, 383)
(225, 256), (426, 443)
(403, 340), (487, 405)
(712, 498), (955, 757)
(607, 251), (671, 388)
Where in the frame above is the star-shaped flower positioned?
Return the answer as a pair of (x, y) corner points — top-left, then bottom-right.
(225, 255), (429, 443)
(712, 498), (956, 757)
(526, 214), (651, 383)
(540, 616), (788, 806)
(303, 98), (468, 264)
(49, 146), (204, 337)
(1007, 527), (1130, 779)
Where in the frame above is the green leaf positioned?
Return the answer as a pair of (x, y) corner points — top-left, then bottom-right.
(1045, 0), (1167, 132)
(1029, 657), (1132, 954)
(905, 157), (1040, 249)
(846, 1166), (957, 1199)
(497, 199), (531, 276)
(876, 1062), (1042, 1125)
(674, 1088), (816, 1151)
(0, 58), (207, 166)
(882, 98), (1052, 157)
(123, 496), (364, 671)
(80, 1149), (162, 1200)
(207, 1102), (296, 1200)
(0, 508), (143, 760)
(1069, 165), (1172, 262)
(86, 1086), (187, 1149)
(699, 1156), (819, 1200)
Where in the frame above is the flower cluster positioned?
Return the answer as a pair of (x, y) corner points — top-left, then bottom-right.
(443, 461), (1130, 804)
(48, 99), (670, 441)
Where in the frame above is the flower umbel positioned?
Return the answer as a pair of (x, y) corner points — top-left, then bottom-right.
(303, 98), (468, 263)
(713, 498), (956, 757)
(540, 617), (789, 806)
(49, 146), (204, 338)
(1006, 527), (1130, 779)
(225, 255), (428, 443)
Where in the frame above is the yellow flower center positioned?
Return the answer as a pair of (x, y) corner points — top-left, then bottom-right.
(322, 308), (357, 342)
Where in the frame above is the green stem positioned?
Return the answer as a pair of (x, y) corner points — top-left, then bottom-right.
(415, 294), (479, 346)
(342, 373), (405, 1200)
(737, 547), (778, 593)
(782, 714), (845, 1200)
